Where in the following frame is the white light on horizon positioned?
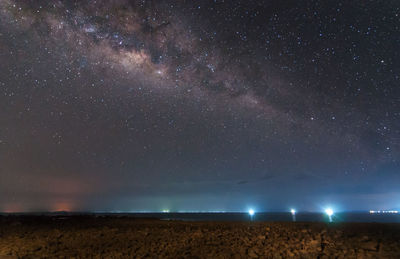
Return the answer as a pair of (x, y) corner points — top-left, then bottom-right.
(291, 209), (296, 215)
(248, 209), (255, 216)
(325, 208), (334, 216)
(370, 210), (398, 214)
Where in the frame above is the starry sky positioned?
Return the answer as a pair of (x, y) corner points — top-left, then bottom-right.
(0, 0), (399, 212)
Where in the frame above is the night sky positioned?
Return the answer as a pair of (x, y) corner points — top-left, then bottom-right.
(1, 0), (399, 212)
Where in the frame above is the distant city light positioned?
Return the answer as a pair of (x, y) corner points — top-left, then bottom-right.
(291, 209), (296, 215)
(325, 208), (334, 216)
(162, 209), (170, 213)
(370, 210), (398, 214)
(248, 209), (255, 216)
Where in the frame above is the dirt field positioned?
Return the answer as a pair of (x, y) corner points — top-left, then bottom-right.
(0, 216), (399, 258)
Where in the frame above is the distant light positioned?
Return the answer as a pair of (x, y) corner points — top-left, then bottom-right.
(370, 210), (398, 214)
(248, 209), (255, 216)
(325, 208), (334, 216)
(162, 209), (170, 213)
(291, 209), (296, 215)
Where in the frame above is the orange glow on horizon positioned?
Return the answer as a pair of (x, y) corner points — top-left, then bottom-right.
(51, 201), (75, 212)
(2, 203), (23, 213)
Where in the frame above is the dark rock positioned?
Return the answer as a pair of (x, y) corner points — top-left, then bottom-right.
(360, 241), (377, 251)
(247, 248), (258, 258)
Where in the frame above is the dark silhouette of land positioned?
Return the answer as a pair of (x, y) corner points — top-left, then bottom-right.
(0, 215), (399, 258)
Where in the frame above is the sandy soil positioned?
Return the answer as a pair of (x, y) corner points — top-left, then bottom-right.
(0, 216), (399, 258)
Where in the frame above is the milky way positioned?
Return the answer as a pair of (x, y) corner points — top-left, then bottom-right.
(0, 0), (399, 212)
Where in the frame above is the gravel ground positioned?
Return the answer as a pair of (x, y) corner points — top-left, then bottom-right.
(0, 216), (399, 258)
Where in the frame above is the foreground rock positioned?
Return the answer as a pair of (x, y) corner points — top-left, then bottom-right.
(0, 216), (399, 258)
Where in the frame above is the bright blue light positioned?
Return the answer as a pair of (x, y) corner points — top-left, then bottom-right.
(248, 209), (255, 216)
(291, 209), (296, 215)
(325, 208), (333, 216)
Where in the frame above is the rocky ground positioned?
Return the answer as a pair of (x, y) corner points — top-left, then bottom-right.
(0, 216), (399, 258)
